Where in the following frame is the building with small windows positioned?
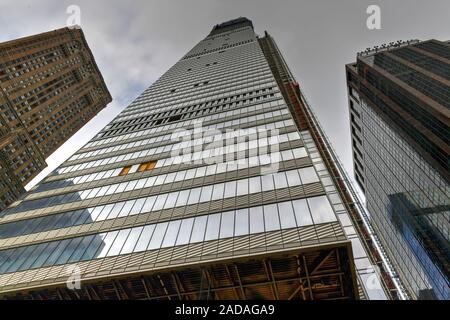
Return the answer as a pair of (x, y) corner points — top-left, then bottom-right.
(0, 18), (396, 300)
(346, 39), (450, 299)
(0, 28), (112, 210)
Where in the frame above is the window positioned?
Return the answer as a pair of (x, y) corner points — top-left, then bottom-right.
(220, 211), (235, 238)
(263, 204), (280, 231)
(234, 209), (249, 236)
(204, 213), (221, 241)
(118, 166), (131, 176)
(261, 174), (274, 192)
(147, 222), (168, 250)
(292, 199), (313, 226)
(299, 167), (319, 184)
(278, 202), (297, 229)
(249, 206), (264, 233)
(107, 229), (131, 256)
(120, 227), (143, 254)
(161, 221), (182, 248)
(191, 215), (207, 243)
(134, 225), (155, 252)
(176, 218), (194, 245)
(138, 160), (157, 172)
(308, 196), (337, 224)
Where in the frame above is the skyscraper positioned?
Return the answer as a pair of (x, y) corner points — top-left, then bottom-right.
(0, 28), (112, 210)
(0, 18), (394, 300)
(346, 39), (449, 299)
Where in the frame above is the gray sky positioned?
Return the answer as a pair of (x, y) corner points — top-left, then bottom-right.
(1, 0), (449, 191)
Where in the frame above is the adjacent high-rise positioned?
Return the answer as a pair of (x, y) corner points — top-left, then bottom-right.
(346, 39), (449, 299)
(0, 18), (396, 300)
(0, 28), (112, 210)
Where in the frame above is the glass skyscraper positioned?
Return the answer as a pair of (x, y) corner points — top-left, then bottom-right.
(347, 39), (449, 300)
(0, 18), (392, 300)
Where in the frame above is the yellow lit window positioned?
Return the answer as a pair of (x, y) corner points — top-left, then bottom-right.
(118, 166), (131, 176)
(138, 160), (157, 172)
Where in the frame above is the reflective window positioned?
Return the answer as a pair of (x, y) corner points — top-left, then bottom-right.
(118, 201), (135, 218)
(142, 196), (156, 213)
(153, 194), (168, 211)
(299, 167), (319, 184)
(220, 211), (235, 238)
(176, 218), (194, 245)
(204, 213), (221, 241)
(236, 179), (248, 196)
(249, 206), (265, 233)
(292, 199), (313, 226)
(130, 198), (146, 215)
(107, 202), (125, 219)
(120, 227), (143, 254)
(187, 187), (201, 205)
(161, 221), (182, 248)
(278, 202), (297, 228)
(191, 215), (207, 242)
(134, 225), (156, 252)
(249, 176), (261, 193)
(200, 186), (213, 203)
(308, 196), (337, 224)
(286, 169), (301, 187)
(261, 174), (274, 192)
(147, 222), (168, 250)
(234, 208), (249, 236)
(224, 181), (237, 198)
(176, 190), (190, 207)
(263, 203), (280, 231)
(97, 231), (119, 258)
(107, 229), (131, 256)
(212, 184), (225, 201)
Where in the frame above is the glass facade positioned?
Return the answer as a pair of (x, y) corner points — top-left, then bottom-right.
(347, 40), (450, 300)
(0, 18), (383, 300)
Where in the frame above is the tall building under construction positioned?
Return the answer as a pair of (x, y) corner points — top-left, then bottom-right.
(0, 27), (112, 210)
(0, 18), (397, 300)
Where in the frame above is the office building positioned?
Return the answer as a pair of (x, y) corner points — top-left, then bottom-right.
(0, 27), (112, 210)
(347, 39), (449, 299)
(0, 18), (395, 300)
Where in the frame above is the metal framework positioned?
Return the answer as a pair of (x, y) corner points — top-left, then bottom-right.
(1, 246), (358, 300)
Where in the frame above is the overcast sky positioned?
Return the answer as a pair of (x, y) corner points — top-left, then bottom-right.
(0, 0), (449, 191)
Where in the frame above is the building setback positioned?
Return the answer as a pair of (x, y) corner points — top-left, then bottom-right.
(0, 18), (394, 300)
(0, 28), (112, 210)
(346, 39), (450, 299)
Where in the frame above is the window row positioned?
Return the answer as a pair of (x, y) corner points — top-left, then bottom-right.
(123, 66), (275, 118)
(0, 196), (336, 275)
(87, 85), (281, 148)
(130, 59), (270, 108)
(36, 122), (297, 193)
(71, 102), (286, 161)
(121, 79), (278, 123)
(57, 117), (295, 174)
(0, 166), (318, 233)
